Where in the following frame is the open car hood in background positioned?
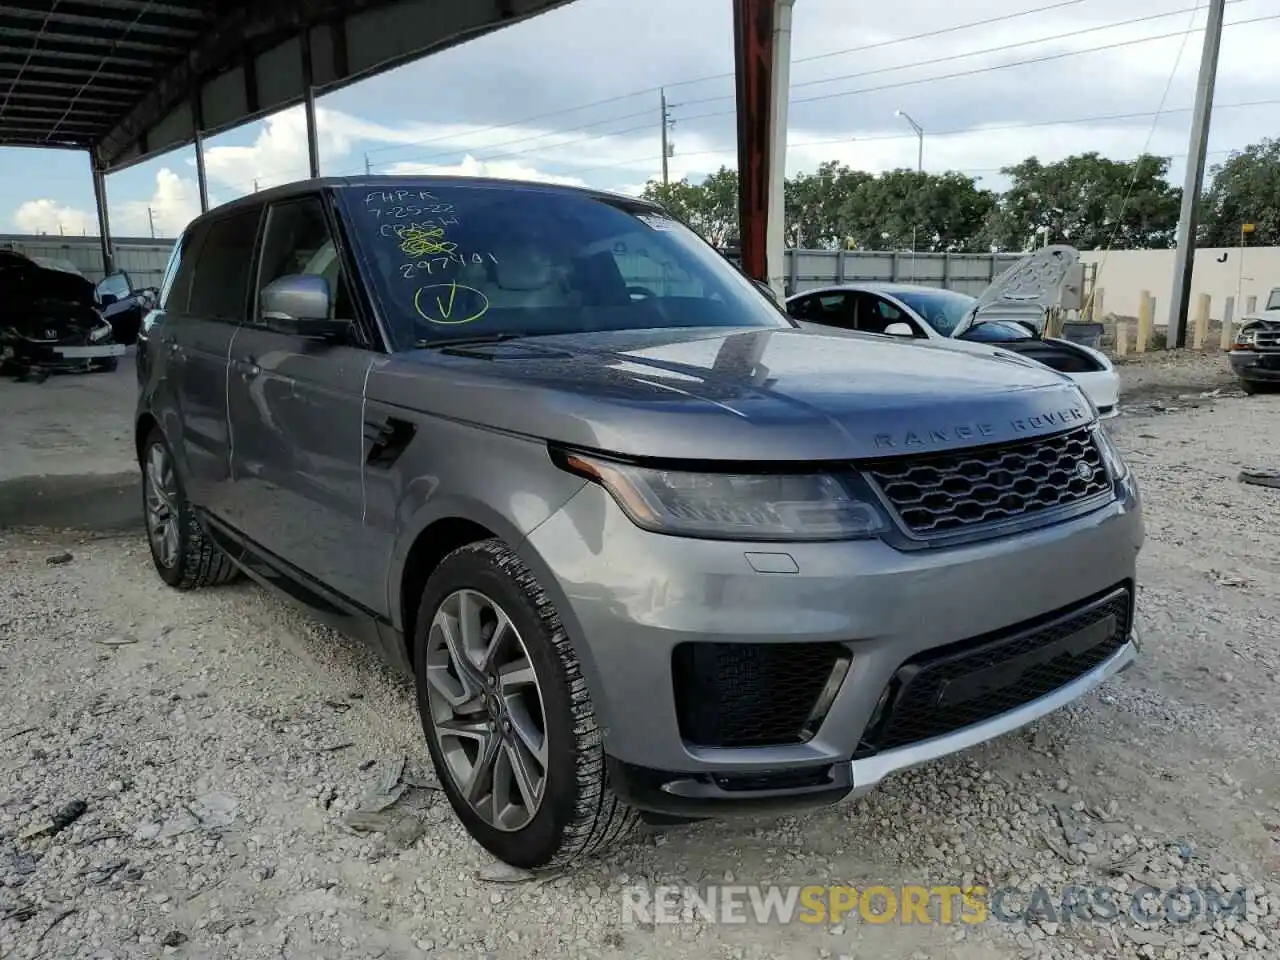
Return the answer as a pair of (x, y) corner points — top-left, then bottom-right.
(0, 262), (97, 309)
(955, 244), (1079, 338)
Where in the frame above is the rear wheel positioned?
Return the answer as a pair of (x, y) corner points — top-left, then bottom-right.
(413, 539), (638, 869)
(141, 427), (240, 589)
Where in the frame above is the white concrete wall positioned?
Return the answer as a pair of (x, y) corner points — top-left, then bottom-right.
(1080, 246), (1280, 323)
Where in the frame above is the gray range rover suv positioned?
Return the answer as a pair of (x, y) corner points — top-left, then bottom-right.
(136, 177), (1143, 869)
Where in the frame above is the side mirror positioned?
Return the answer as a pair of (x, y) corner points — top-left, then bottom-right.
(260, 274), (345, 339)
(884, 322), (915, 338)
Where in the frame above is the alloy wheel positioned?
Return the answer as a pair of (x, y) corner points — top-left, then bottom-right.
(144, 442), (180, 569)
(424, 589), (548, 832)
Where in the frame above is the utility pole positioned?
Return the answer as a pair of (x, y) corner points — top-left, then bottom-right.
(365, 152), (371, 175)
(660, 88), (675, 186)
(1167, 0), (1225, 350)
(147, 206), (156, 239)
(895, 109), (925, 277)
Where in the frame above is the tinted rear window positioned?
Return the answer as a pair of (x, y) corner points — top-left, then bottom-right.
(337, 182), (788, 349)
(187, 207), (262, 322)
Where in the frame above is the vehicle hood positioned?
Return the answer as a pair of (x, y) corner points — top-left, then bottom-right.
(956, 244), (1079, 338)
(367, 326), (1094, 461)
(0, 263), (101, 335)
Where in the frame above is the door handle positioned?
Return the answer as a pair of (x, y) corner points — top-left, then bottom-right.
(233, 358), (261, 379)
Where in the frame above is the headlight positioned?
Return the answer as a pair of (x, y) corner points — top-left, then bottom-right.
(1092, 425), (1128, 482)
(1234, 327), (1257, 348)
(88, 323), (112, 343)
(561, 452), (887, 541)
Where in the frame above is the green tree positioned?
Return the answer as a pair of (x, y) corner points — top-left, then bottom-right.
(1199, 139), (1280, 246)
(982, 152), (1181, 252)
(839, 170), (996, 252)
(784, 161), (872, 248)
(641, 167), (739, 246)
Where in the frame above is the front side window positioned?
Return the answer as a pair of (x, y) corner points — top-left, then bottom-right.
(187, 207), (262, 322)
(255, 197), (353, 323)
(337, 183), (790, 349)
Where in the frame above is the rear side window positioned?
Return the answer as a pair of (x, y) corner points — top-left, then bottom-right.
(158, 224), (204, 313)
(187, 207), (262, 322)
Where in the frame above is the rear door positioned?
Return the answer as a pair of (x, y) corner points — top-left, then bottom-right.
(159, 208), (260, 514)
(224, 193), (389, 614)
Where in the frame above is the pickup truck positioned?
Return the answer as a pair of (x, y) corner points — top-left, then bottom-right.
(1230, 287), (1280, 393)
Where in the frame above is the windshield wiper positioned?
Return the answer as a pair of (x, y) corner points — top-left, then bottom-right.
(413, 333), (523, 350)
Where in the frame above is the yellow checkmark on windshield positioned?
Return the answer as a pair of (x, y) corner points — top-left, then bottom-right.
(436, 280), (458, 319)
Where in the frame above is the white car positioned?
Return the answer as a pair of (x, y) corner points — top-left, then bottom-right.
(785, 247), (1120, 419)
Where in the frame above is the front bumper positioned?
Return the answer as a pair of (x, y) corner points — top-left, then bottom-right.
(1229, 350), (1280, 382)
(526, 471), (1143, 815)
(1, 340), (124, 365)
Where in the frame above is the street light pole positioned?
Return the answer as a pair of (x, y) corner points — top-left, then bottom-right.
(895, 110), (924, 278)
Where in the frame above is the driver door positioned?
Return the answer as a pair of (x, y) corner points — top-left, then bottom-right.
(224, 193), (391, 614)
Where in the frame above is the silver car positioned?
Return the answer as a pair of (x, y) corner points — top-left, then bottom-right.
(135, 177), (1143, 869)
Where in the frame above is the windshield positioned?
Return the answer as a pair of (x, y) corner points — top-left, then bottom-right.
(339, 182), (790, 349)
(892, 288), (975, 337)
(1267, 290), (1280, 311)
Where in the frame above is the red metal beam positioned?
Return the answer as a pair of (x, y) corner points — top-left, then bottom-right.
(733, 0), (774, 282)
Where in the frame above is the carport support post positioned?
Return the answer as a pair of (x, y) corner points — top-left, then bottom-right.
(193, 95), (210, 214)
(732, 0), (793, 296)
(302, 31), (321, 179)
(90, 151), (114, 277)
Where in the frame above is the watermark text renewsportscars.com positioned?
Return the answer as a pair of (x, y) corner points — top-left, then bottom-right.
(620, 883), (1249, 927)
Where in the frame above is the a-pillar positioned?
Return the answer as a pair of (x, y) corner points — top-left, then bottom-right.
(89, 150), (114, 277)
(733, 0), (794, 297)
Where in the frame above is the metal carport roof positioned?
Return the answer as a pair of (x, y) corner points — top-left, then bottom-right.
(0, 0), (574, 173)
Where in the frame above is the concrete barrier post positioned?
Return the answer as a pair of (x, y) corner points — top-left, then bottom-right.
(1114, 320), (1129, 356)
(1192, 293), (1211, 349)
(1221, 296), (1235, 350)
(1136, 290), (1153, 353)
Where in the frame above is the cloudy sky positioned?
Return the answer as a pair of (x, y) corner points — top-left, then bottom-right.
(1, 0), (1277, 239)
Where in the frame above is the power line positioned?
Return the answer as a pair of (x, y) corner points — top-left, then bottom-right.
(673, 10), (1280, 125)
(361, 0), (1095, 163)
(499, 96), (1280, 182)
(357, 7), (1274, 181)
(677, 0), (1248, 109)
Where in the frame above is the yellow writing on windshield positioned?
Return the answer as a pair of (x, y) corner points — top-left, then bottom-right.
(413, 281), (490, 325)
(399, 224), (457, 258)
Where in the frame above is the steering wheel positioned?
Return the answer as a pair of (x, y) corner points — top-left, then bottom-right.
(627, 285), (658, 301)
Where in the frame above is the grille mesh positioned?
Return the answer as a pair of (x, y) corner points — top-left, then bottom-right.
(672, 642), (847, 748)
(866, 426), (1111, 538)
(859, 587), (1131, 755)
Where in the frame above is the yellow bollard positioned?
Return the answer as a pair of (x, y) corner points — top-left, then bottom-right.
(1192, 293), (1211, 349)
(1114, 320), (1129, 356)
(1136, 291), (1152, 353)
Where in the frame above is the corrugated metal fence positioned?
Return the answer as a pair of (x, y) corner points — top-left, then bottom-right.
(785, 249), (1025, 296)
(0, 235), (174, 288)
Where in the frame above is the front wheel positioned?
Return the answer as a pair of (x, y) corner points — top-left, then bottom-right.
(1240, 379), (1278, 395)
(413, 540), (638, 869)
(141, 427), (240, 589)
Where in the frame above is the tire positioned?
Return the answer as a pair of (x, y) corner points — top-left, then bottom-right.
(1241, 379), (1277, 395)
(141, 426), (241, 590)
(413, 539), (638, 869)
(94, 357), (119, 373)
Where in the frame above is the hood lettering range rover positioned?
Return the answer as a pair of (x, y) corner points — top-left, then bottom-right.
(135, 175), (1143, 869)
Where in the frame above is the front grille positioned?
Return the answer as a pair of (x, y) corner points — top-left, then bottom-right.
(1254, 328), (1280, 351)
(865, 426), (1112, 538)
(673, 642), (849, 748)
(856, 586), (1131, 755)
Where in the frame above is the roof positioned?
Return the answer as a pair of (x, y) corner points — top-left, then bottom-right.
(0, 0), (575, 172)
(183, 173), (661, 225)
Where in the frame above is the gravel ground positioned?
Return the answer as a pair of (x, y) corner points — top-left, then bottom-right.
(1, 363), (1278, 960)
